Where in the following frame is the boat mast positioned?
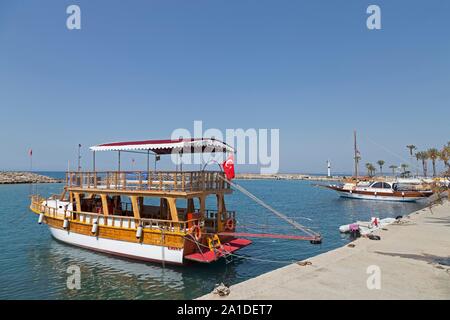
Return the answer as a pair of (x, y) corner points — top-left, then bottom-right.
(353, 130), (358, 179)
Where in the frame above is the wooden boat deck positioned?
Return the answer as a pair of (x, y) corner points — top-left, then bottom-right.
(65, 170), (231, 196)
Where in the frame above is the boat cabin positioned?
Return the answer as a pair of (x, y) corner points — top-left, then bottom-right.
(368, 181), (393, 190)
(63, 169), (234, 234)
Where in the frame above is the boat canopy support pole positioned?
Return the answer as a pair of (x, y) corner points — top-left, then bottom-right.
(199, 195), (205, 219)
(216, 193), (226, 232)
(130, 196), (140, 219)
(101, 194), (109, 216)
(92, 151), (96, 173)
(59, 189), (67, 201)
(73, 192), (82, 212)
(118, 151), (121, 172)
(147, 150), (150, 174)
(166, 197), (179, 222)
(187, 198), (195, 213)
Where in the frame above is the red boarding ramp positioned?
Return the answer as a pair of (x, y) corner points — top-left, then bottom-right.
(218, 232), (319, 241)
(184, 238), (252, 263)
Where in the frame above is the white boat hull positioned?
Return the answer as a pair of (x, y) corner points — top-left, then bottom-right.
(49, 227), (184, 265)
(339, 218), (397, 235)
(336, 191), (422, 202)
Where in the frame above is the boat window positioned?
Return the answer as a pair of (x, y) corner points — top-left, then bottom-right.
(371, 182), (383, 188)
(383, 183), (391, 189)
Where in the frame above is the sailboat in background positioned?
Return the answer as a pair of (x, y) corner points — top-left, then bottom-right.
(323, 131), (434, 202)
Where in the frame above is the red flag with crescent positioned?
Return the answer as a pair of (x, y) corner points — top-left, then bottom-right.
(29, 149), (33, 157)
(222, 154), (235, 180)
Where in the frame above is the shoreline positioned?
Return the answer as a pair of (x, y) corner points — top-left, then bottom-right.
(0, 172), (344, 184)
(199, 196), (450, 300)
(235, 173), (344, 182)
(0, 172), (62, 184)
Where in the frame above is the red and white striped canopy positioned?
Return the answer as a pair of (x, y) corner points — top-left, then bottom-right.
(89, 138), (235, 155)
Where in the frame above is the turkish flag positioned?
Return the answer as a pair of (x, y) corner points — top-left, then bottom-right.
(222, 154), (235, 180)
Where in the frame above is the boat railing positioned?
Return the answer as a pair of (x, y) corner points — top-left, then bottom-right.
(201, 209), (236, 221)
(65, 170), (230, 192)
(199, 209), (236, 232)
(30, 196), (198, 234)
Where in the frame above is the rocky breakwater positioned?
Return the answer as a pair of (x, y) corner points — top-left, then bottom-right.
(0, 172), (62, 184)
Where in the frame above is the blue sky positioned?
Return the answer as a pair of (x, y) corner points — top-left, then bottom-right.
(0, 0), (449, 174)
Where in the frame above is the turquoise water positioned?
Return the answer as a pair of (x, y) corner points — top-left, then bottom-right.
(0, 174), (426, 299)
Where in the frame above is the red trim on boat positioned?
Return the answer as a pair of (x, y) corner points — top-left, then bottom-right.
(98, 138), (200, 147)
(219, 232), (318, 241)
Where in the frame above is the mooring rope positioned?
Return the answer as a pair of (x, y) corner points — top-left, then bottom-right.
(220, 176), (321, 239)
(361, 134), (422, 173)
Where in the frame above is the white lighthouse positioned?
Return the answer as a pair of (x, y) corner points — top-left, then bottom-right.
(327, 160), (331, 177)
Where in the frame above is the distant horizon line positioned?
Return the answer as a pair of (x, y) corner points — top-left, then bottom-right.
(2, 169), (378, 177)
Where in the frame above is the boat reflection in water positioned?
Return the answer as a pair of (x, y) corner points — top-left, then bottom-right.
(28, 239), (241, 299)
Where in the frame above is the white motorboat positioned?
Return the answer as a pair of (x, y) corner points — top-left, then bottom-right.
(339, 217), (397, 235)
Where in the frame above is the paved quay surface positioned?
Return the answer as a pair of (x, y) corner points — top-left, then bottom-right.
(200, 199), (450, 300)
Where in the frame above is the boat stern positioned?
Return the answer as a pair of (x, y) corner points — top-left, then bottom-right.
(184, 238), (252, 263)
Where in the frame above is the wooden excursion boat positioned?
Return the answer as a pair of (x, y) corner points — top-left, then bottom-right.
(29, 138), (252, 265)
(324, 180), (434, 202)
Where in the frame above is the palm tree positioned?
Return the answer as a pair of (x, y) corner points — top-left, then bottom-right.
(400, 163), (409, 178)
(365, 163), (375, 177)
(406, 145), (416, 157)
(445, 143), (450, 177)
(376, 160), (385, 176)
(400, 163), (408, 173)
(440, 145), (450, 168)
(427, 148), (439, 177)
(371, 164), (376, 176)
(415, 151), (428, 177)
(406, 145), (417, 176)
(389, 165), (397, 176)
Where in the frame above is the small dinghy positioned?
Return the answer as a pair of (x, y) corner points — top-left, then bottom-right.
(339, 217), (397, 236)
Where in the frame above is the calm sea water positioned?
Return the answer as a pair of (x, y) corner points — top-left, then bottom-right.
(0, 172), (426, 299)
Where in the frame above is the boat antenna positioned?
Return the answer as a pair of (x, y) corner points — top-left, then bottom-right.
(354, 130), (359, 179)
(77, 144), (82, 172)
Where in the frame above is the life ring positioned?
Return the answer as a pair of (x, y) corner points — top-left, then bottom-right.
(192, 225), (202, 241)
(225, 218), (235, 231)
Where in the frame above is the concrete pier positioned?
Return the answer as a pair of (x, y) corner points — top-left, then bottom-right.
(200, 199), (450, 300)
